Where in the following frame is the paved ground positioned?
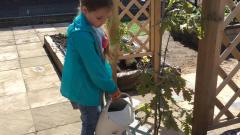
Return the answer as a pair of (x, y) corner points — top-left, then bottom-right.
(0, 23), (155, 135)
(0, 23), (239, 135)
(0, 23), (83, 135)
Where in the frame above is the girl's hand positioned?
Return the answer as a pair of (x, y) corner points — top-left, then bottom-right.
(111, 89), (121, 100)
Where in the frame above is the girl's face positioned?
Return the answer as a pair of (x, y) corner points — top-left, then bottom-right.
(81, 6), (113, 28)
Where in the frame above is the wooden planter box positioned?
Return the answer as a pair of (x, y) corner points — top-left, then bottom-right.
(44, 36), (65, 78)
(44, 35), (141, 91)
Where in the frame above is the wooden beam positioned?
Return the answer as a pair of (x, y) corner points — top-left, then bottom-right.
(108, 0), (121, 82)
(208, 117), (240, 130)
(151, 0), (161, 82)
(224, 2), (240, 27)
(192, 0), (225, 134)
(214, 89), (240, 122)
(222, 33), (240, 61)
(216, 63), (240, 94)
(218, 66), (240, 93)
(150, 0), (161, 134)
(219, 33), (240, 62)
(215, 99), (235, 119)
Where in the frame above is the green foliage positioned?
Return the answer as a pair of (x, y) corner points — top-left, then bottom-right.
(118, 22), (147, 54)
(162, 111), (179, 131)
(162, 0), (203, 39)
(119, 23), (131, 53)
(136, 62), (193, 134)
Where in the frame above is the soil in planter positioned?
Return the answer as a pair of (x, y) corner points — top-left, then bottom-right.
(50, 34), (67, 54)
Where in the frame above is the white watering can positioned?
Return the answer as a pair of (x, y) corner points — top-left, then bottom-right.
(96, 93), (134, 135)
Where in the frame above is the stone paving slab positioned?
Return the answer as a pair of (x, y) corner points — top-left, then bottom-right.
(13, 26), (36, 35)
(0, 39), (15, 46)
(22, 64), (56, 79)
(20, 56), (51, 68)
(15, 36), (40, 45)
(52, 23), (70, 28)
(24, 74), (60, 91)
(17, 42), (46, 58)
(0, 28), (13, 36)
(28, 87), (67, 108)
(0, 69), (26, 96)
(34, 24), (57, 33)
(0, 109), (35, 135)
(0, 45), (18, 61)
(0, 93), (29, 114)
(25, 133), (36, 135)
(0, 59), (20, 71)
(0, 35), (14, 40)
(36, 122), (81, 135)
(37, 31), (59, 42)
(14, 33), (39, 40)
(31, 102), (80, 131)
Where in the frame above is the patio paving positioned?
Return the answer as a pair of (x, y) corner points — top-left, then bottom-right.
(0, 24), (81, 135)
(0, 24), (239, 135)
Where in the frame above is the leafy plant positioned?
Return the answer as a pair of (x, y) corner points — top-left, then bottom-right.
(135, 1), (197, 134)
(136, 56), (193, 134)
(119, 23), (132, 53)
(162, 0), (203, 39)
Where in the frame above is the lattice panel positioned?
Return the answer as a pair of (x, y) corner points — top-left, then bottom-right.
(213, 0), (240, 128)
(117, 0), (151, 59)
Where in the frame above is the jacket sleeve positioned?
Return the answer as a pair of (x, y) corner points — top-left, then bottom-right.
(71, 31), (117, 94)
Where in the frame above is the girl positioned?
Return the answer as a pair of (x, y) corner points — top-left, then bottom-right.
(60, 0), (120, 134)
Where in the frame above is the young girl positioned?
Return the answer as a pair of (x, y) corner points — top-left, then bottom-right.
(60, 0), (120, 135)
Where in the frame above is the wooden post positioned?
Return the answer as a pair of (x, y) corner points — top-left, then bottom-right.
(151, 0), (161, 82)
(192, 0), (225, 134)
(151, 0), (161, 135)
(107, 0), (120, 82)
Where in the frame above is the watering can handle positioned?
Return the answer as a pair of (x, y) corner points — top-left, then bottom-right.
(104, 92), (134, 113)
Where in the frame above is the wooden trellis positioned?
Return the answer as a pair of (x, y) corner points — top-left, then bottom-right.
(213, 0), (240, 129)
(116, 0), (153, 59)
(109, 0), (161, 81)
(193, 0), (240, 134)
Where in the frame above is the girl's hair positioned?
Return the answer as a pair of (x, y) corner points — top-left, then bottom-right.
(80, 0), (113, 12)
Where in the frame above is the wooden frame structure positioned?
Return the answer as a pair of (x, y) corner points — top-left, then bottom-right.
(115, 0), (154, 60)
(193, 0), (240, 134)
(42, 0), (240, 134)
(109, 0), (240, 134)
(109, 0), (161, 81)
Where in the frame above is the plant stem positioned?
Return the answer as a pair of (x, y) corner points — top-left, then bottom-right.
(155, 32), (171, 134)
(153, 101), (158, 135)
(163, 33), (171, 68)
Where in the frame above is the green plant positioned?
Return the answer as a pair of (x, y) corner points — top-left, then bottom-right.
(135, 1), (197, 134)
(119, 23), (132, 53)
(136, 55), (193, 135)
(162, 0), (203, 39)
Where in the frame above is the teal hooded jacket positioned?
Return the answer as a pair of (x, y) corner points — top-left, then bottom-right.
(60, 13), (117, 106)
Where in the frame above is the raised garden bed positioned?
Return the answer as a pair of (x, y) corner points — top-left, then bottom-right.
(170, 23), (240, 52)
(44, 34), (142, 91)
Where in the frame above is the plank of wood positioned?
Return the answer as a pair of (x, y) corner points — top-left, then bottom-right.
(192, 0), (225, 134)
